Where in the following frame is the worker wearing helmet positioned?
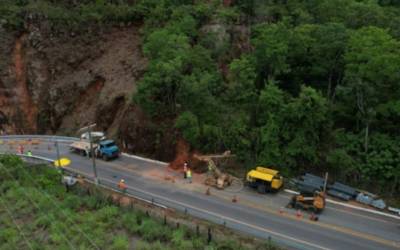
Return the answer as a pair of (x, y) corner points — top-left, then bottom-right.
(26, 150), (32, 156)
(118, 179), (127, 193)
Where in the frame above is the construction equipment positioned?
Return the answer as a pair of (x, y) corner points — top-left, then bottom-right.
(287, 191), (326, 213)
(287, 173), (328, 213)
(193, 152), (233, 189)
(246, 167), (283, 193)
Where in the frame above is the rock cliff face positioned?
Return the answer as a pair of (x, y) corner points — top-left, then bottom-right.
(0, 17), (176, 160)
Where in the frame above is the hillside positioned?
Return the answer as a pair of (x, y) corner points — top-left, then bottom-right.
(0, 0), (399, 199)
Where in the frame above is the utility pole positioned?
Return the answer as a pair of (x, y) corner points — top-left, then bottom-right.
(79, 124), (98, 185)
(323, 172), (329, 193)
(55, 139), (61, 168)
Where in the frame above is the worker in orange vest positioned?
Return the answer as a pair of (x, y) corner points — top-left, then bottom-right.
(118, 179), (127, 193)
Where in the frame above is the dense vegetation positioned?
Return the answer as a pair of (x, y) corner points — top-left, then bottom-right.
(132, 0), (400, 197)
(0, 155), (277, 249)
(1, 0), (399, 197)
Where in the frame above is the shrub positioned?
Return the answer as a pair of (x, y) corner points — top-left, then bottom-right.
(0, 227), (18, 244)
(83, 195), (99, 210)
(135, 240), (166, 250)
(121, 212), (139, 234)
(216, 239), (242, 250)
(62, 195), (82, 211)
(49, 232), (64, 245)
(111, 235), (129, 250)
(33, 214), (53, 229)
(191, 237), (206, 249)
(96, 205), (119, 225)
(135, 240), (152, 250)
(137, 218), (170, 241)
(171, 228), (193, 250)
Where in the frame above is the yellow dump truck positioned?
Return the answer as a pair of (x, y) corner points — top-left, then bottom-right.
(246, 167), (283, 193)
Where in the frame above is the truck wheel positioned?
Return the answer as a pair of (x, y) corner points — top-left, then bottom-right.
(102, 155), (108, 161)
(81, 150), (86, 157)
(257, 184), (266, 194)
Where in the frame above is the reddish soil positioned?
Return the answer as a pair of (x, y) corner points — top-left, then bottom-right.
(13, 34), (37, 133)
(168, 139), (190, 171)
(168, 138), (208, 174)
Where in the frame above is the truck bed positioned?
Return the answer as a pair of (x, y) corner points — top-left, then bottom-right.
(70, 141), (97, 150)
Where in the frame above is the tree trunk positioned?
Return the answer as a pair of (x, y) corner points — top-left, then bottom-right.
(327, 72), (333, 101)
(364, 122), (369, 162)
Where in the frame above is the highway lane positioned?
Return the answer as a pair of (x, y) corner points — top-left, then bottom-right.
(1, 137), (399, 250)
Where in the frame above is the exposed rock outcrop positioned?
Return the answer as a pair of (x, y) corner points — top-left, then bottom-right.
(0, 17), (176, 160)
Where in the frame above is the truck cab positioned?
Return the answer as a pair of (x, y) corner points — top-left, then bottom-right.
(96, 140), (119, 161)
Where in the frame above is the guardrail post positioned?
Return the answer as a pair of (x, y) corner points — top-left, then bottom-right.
(164, 214), (167, 225)
(196, 225), (199, 236)
(207, 227), (212, 244)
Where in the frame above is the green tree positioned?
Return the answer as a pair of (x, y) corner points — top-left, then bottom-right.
(227, 55), (257, 111)
(339, 26), (400, 154)
(308, 23), (348, 99)
(252, 22), (291, 86)
(257, 84), (287, 167)
(282, 86), (330, 169)
(134, 29), (191, 116)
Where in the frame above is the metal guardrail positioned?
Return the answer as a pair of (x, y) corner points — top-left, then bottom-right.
(0, 135), (79, 143)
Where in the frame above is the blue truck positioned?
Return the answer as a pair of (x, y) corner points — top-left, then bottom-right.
(96, 139), (120, 160)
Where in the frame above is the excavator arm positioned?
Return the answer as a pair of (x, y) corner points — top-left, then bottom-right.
(207, 159), (222, 177)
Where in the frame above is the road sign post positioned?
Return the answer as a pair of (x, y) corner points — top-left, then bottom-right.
(55, 139), (61, 168)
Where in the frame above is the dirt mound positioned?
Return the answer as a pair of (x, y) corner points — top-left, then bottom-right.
(168, 139), (208, 174)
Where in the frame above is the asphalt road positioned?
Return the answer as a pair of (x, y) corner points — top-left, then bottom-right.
(1, 137), (399, 250)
